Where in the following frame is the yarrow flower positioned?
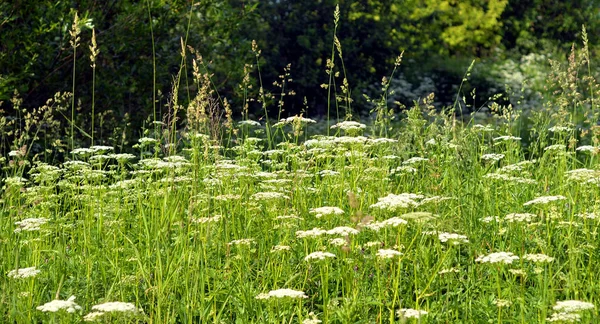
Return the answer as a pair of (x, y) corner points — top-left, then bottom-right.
(397, 308), (428, 319)
(309, 206), (344, 218)
(37, 296), (81, 313)
(255, 288), (308, 300)
(7, 266), (41, 279)
(304, 251), (336, 261)
(523, 195), (566, 206)
(475, 252), (519, 264)
(376, 249), (402, 259)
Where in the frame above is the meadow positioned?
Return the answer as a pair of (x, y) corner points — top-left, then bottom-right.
(3, 9), (600, 324)
(3, 96), (600, 323)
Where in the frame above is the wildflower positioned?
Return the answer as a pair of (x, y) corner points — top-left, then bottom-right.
(363, 241), (382, 248)
(329, 238), (347, 246)
(90, 145), (114, 152)
(71, 148), (94, 155)
(192, 215), (222, 224)
(397, 308), (428, 319)
(438, 232), (469, 244)
(483, 173), (537, 184)
(302, 312), (322, 324)
(271, 245), (291, 253)
(552, 300), (595, 313)
(504, 213), (537, 223)
(14, 217), (48, 233)
(304, 251), (336, 261)
(296, 228), (327, 238)
(376, 249), (402, 259)
(493, 299), (512, 308)
(523, 195), (566, 206)
(523, 253), (554, 263)
(544, 144), (566, 151)
(326, 226), (359, 236)
(481, 153), (505, 162)
(330, 121), (366, 131)
(493, 136), (521, 142)
(91, 301), (141, 314)
(480, 216), (500, 223)
(37, 296), (81, 313)
(255, 288), (308, 300)
(229, 238), (255, 246)
(7, 266), (41, 279)
(83, 312), (106, 322)
(509, 269), (526, 276)
(108, 153), (136, 161)
(475, 252), (519, 264)
(548, 126), (573, 133)
(438, 268), (460, 275)
(138, 137), (157, 144)
(402, 157), (429, 165)
(370, 193), (423, 211)
(238, 120), (261, 127)
(576, 145), (598, 152)
(546, 312), (581, 322)
(365, 217), (409, 231)
(309, 206), (344, 218)
(251, 192), (290, 200)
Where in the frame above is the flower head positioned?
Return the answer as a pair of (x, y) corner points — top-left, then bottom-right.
(36, 296), (81, 313)
(475, 252), (519, 264)
(7, 266), (41, 279)
(255, 288), (308, 300)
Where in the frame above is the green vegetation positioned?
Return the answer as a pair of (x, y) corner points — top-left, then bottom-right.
(2, 1), (600, 323)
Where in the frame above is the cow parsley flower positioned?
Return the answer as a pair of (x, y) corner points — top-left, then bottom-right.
(475, 252), (519, 264)
(255, 288), (308, 300)
(523, 195), (566, 206)
(376, 249), (402, 259)
(370, 193), (423, 211)
(7, 266), (41, 279)
(304, 251), (336, 261)
(546, 312), (581, 322)
(438, 232), (469, 244)
(481, 153), (505, 162)
(91, 301), (141, 314)
(296, 228), (327, 238)
(309, 207), (344, 218)
(326, 226), (359, 236)
(14, 217), (48, 233)
(504, 213), (537, 223)
(552, 300), (595, 312)
(522, 253), (554, 263)
(397, 308), (428, 319)
(37, 296), (81, 313)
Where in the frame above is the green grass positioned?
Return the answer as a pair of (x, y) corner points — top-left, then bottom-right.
(2, 105), (600, 323)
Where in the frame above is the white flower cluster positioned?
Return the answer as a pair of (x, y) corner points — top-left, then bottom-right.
(523, 195), (566, 206)
(255, 288), (308, 300)
(7, 266), (41, 279)
(376, 249), (403, 259)
(397, 308), (428, 319)
(14, 217), (48, 233)
(37, 296), (81, 313)
(274, 116), (317, 127)
(365, 217), (408, 231)
(192, 215), (222, 224)
(270, 245), (292, 253)
(483, 173), (537, 185)
(304, 251), (336, 261)
(370, 193), (423, 211)
(326, 226), (359, 236)
(475, 252), (519, 264)
(504, 213), (537, 223)
(296, 228), (327, 238)
(309, 206), (344, 218)
(438, 232), (469, 244)
(330, 121), (366, 131)
(481, 153), (505, 162)
(251, 192), (290, 200)
(522, 253), (554, 263)
(402, 157), (429, 165)
(547, 300), (595, 322)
